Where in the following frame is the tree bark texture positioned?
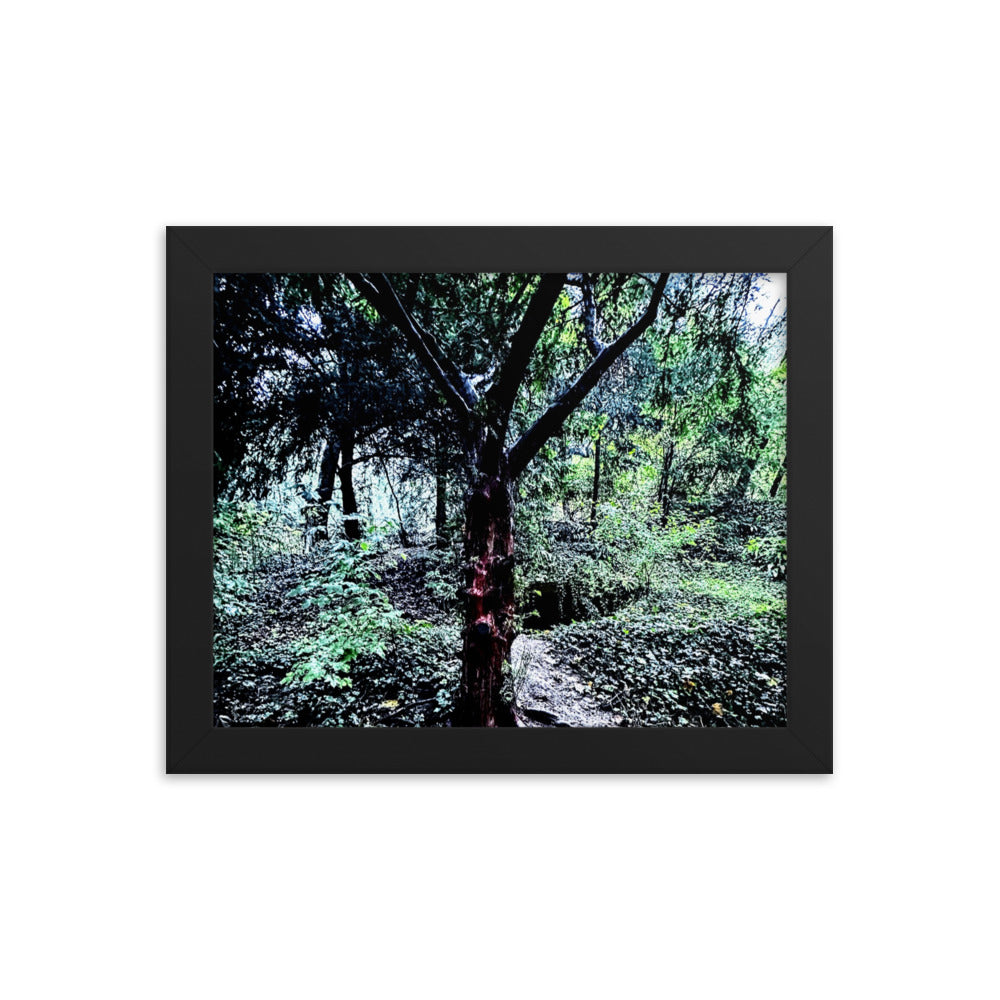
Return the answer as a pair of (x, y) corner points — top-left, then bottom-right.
(456, 432), (517, 727)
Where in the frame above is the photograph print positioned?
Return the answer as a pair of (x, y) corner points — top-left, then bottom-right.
(213, 271), (787, 728)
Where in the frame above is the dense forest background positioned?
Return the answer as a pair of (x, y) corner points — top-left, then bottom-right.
(214, 271), (787, 727)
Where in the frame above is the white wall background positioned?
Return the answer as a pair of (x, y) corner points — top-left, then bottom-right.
(2, 3), (994, 997)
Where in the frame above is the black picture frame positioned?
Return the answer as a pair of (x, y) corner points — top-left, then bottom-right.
(167, 226), (832, 773)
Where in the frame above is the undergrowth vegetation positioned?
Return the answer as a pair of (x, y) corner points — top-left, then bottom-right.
(214, 498), (786, 727)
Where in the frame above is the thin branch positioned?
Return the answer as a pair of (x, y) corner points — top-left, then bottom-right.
(345, 273), (475, 420)
(508, 274), (669, 478)
(488, 273), (566, 418)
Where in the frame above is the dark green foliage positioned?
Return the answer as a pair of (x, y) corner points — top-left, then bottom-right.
(214, 499), (300, 616)
(214, 540), (461, 727)
(745, 535), (788, 582)
(283, 538), (412, 687)
(214, 273), (436, 505)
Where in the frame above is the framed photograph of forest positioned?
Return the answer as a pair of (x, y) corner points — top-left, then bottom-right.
(167, 226), (831, 773)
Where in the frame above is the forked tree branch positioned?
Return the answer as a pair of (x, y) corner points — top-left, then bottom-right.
(346, 273), (476, 420)
(508, 273), (670, 478)
(488, 273), (566, 418)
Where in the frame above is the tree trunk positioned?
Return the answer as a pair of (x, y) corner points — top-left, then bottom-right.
(659, 439), (675, 525)
(435, 435), (448, 549)
(317, 435), (340, 504)
(560, 436), (570, 518)
(456, 433), (517, 727)
(303, 435), (340, 547)
(379, 455), (410, 547)
(734, 462), (754, 497)
(735, 434), (770, 498)
(590, 433), (602, 527)
(339, 425), (362, 541)
(769, 454), (786, 498)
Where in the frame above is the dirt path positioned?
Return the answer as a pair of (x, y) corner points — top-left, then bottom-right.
(512, 635), (622, 727)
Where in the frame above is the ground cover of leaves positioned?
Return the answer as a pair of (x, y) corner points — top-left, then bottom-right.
(214, 527), (786, 728)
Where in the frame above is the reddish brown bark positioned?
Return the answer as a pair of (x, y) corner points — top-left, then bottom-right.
(456, 435), (517, 726)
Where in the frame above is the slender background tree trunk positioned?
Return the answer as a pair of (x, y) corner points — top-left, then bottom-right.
(317, 435), (340, 506)
(560, 436), (570, 518)
(304, 434), (341, 546)
(435, 434), (448, 549)
(735, 433), (770, 498)
(590, 432), (602, 527)
(659, 439), (674, 525)
(379, 455), (410, 547)
(770, 454), (786, 498)
(339, 424), (361, 541)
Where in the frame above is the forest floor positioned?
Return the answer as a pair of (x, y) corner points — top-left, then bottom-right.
(215, 506), (787, 728)
(512, 635), (621, 727)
